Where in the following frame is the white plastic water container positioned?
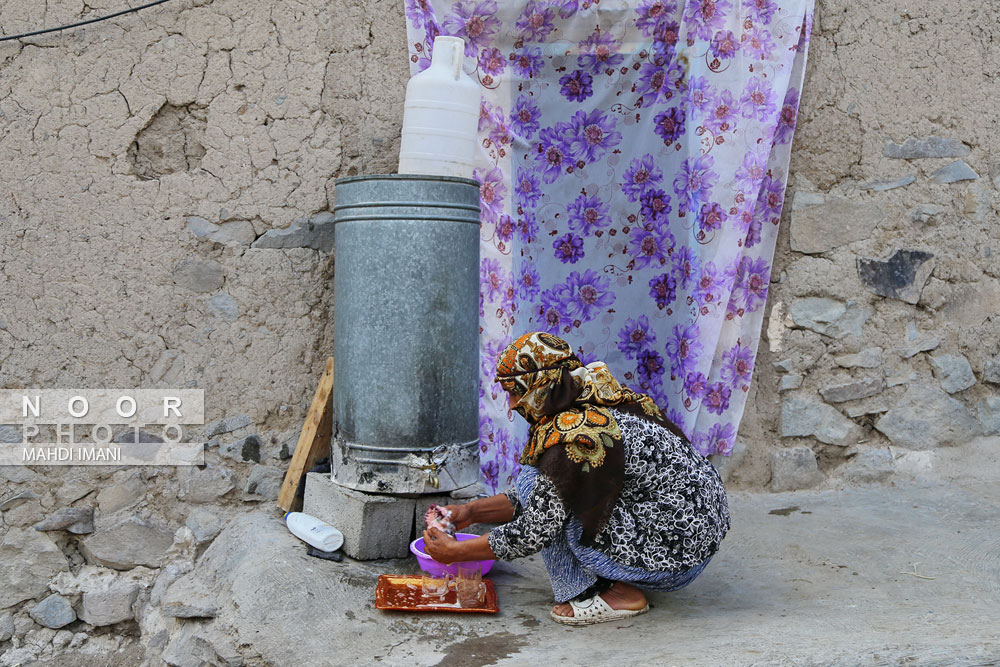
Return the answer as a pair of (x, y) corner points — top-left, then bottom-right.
(283, 511), (344, 552)
(398, 36), (481, 179)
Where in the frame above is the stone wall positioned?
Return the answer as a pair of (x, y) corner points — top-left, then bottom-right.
(727, 0), (1000, 491)
(0, 0), (998, 662)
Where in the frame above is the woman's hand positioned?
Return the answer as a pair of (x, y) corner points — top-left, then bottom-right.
(441, 503), (474, 530)
(422, 527), (463, 564)
(439, 493), (516, 529)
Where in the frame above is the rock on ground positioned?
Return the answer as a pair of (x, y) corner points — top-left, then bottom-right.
(79, 581), (141, 627)
(861, 173), (915, 192)
(218, 434), (261, 463)
(770, 446), (825, 492)
(52, 629), (74, 649)
(909, 203), (949, 225)
(930, 159), (978, 183)
(171, 258), (225, 293)
(928, 353), (977, 393)
(33, 507), (95, 534)
(883, 136), (969, 158)
(251, 211), (336, 252)
(876, 383), (981, 449)
(208, 292), (240, 321)
(984, 358), (1000, 384)
(779, 374), (803, 391)
(789, 298), (872, 339)
(28, 594), (76, 630)
(185, 509), (223, 544)
(0, 613), (14, 642)
(979, 397), (1000, 435)
(80, 517), (175, 570)
(96, 474), (146, 515)
(0, 528), (70, 608)
(856, 249), (934, 304)
(203, 415), (253, 439)
(161, 578), (219, 619)
(836, 448), (896, 484)
(244, 464), (283, 500)
(781, 395), (864, 446)
(834, 347), (883, 369)
(160, 622), (244, 667)
(176, 466), (236, 503)
(819, 377), (885, 403)
(790, 193), (880, 254)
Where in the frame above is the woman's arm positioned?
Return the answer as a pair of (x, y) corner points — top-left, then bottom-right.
(423, 492), (519, 563)
(443, 492), (516, 529)
(422, 529), (497, 563)
(423, 475), (567, 564)
(485, 473), (567, 561)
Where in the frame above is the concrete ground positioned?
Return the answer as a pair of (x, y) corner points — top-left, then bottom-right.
(122, 437), (998, 667)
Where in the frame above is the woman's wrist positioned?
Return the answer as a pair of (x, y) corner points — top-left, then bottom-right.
(460, 500), (480, 525)
(456, 534), (496, 562)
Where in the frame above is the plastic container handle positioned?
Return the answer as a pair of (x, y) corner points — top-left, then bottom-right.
(432, 36), (465, 80)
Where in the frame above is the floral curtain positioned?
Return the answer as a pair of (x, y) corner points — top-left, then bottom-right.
(404, 0), (815, 493)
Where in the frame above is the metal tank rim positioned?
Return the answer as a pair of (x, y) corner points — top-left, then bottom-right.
(334, 173), (481, 187)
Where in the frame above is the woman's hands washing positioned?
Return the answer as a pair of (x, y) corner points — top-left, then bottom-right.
(420, 494), (515, 564)
(439, 503), (474, 530)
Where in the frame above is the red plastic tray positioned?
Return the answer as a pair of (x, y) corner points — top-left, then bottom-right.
(374, 574), (499, 614)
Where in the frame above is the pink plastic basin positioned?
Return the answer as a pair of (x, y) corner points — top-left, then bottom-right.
(410, 533), (495, 577)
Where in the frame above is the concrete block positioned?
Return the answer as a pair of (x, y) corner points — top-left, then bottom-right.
(303, 472), (415, 560)
(449, 482), (486, 499)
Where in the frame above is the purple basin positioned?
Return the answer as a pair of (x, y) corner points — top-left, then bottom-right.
(410, 533), (495, 577)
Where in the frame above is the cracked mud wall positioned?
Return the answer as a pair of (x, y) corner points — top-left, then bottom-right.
(0, 0), (997, 492)
(0, 0), (408, 432)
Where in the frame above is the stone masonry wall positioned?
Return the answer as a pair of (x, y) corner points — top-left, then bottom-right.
(0, 0), (998, 663)
(727, 0), (1000, 491)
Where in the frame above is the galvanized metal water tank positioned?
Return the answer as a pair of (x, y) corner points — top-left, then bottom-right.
(331, 174), (480, 494)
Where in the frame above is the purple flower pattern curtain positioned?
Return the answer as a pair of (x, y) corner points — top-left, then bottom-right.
(404, 0), (815, 493)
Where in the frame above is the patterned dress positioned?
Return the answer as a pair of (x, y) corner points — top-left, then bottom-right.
(487, 407), (731, 601)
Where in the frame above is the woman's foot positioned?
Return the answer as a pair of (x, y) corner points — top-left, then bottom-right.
(551, 581), (647, 619)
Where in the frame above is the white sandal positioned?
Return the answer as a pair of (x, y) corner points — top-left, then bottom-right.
(549, 593), (649, 626)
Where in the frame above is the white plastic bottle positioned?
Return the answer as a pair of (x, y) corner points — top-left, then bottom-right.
(398, 35), (481, 179)
(283, 512), (344, 552)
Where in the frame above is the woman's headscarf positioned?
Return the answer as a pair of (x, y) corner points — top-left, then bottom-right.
(494, 331), (673, 541)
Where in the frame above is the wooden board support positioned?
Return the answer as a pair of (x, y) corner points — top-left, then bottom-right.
(277, 356), (334, 513)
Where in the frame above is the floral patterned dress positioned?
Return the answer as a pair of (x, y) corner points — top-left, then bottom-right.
(487, 407), (730, 577)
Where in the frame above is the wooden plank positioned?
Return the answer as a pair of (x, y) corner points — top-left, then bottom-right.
(277, 356), (334, 512)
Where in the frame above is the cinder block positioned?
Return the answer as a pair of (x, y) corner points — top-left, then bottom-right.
(303, 472), (415, 560)
(449, 482), (486, 499)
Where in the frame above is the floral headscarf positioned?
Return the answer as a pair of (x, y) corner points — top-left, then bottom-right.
(494, 331), (670, 540)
